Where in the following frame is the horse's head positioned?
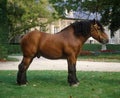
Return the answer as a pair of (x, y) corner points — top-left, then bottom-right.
(90, 19), (109, 44)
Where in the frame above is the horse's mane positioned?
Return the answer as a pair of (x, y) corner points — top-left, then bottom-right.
(71, 20), (104, 36)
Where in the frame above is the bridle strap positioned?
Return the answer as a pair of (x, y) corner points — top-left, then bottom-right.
(91, 24), (101, 36)
(91, 24), (102, 40)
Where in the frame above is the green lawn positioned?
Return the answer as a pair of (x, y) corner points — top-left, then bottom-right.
(0, 71), (120, 98)
(78, 54), (120, 62)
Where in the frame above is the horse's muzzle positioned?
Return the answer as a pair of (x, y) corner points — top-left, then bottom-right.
(101, 38), (109, 44)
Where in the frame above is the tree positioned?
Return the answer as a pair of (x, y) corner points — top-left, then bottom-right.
(0, 0), (9, 43)
(49, 0), (120, 37)
(49, 0), (82, 17)
(81, 0), (120, 37)
(7, 0), (58, 41)
(0, 0), (8, 59)
(0, 0), (58, 59)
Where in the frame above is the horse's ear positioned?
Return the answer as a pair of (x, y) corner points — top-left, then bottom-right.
(93, 19), (96, 25)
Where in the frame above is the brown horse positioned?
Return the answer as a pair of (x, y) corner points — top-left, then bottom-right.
(17, 19), (108, 86)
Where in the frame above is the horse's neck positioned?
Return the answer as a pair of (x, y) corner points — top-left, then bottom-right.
(57, 26), (90, 45)
(58, 26), (74, 37)
(79, 35), (90, 45)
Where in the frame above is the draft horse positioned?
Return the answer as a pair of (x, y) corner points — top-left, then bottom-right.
(17, 19), (109, 86)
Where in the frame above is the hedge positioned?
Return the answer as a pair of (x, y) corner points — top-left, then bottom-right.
(7, 44), (21, 55)
(0, 44), (120, 57)
(3, 44), (120, 55)
(82, 44), (120, 51)
(0, 44), (8, 59)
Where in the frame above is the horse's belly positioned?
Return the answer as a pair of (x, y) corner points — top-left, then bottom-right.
(40, 47), (63, 59)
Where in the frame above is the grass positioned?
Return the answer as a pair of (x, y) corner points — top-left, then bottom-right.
(0, 70), (120, 98)
(78, 54), (120, 62)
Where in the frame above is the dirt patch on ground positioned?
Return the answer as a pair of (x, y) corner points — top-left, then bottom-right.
(0, 56), (120, 72)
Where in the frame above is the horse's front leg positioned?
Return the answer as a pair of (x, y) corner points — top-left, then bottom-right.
(17, 57), (33, 85)
(67, 56), (79, 86)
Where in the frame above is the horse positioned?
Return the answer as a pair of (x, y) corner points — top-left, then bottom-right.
(17, 19), (109, 86)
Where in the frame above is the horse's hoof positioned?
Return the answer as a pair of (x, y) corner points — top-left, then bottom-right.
(70, 82), (80, 87)
(72, 83), (79, 87)
(17, 82), (28, 86)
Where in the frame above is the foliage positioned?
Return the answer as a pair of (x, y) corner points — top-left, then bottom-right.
(0, 0), (58, 59)
(7, 44), (21, 55)
(4, 44), (120, 56)
(0, 44), (8, 59)
(7, 0), (58, 41)
(82, 44), (120, 51)
(82, 44), (101, 51)
(0, 0), (9, 59)
(6, 44), (120, 55)
(0, 71), (120, 98)
(106, 44), (120, 51)
(81, 44), (120, 62)
(0, 0), (9, 43)
(49, 0), (120, 37)
(0, 0), (7, 41)
(49, 0), (82, 17)
(81, 0), (120, 37)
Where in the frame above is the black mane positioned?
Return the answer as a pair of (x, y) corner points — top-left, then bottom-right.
(72, 20), (104, 36)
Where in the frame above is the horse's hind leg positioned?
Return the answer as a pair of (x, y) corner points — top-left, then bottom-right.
(17, 56), (33, 85)
(67, 56), (79, 86)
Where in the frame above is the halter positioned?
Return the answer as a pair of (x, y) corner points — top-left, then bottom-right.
(91, 23), (102, 37)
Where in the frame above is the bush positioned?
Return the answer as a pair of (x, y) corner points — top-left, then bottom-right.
(82, 44), (120, 51)
(107, 44), (120, 51)
(0, 43), (21, 58)
(7, 44), (21, 55)
(0, 44), (8, 59)
(82, 44), (101, 51)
